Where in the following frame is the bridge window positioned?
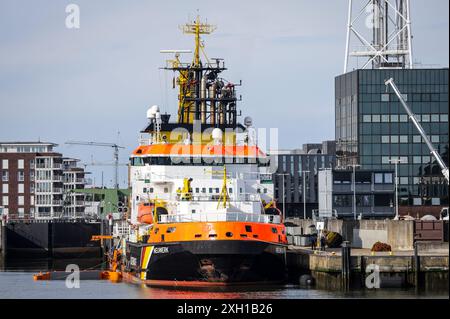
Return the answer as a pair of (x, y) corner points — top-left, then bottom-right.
(245, 225), (252, 232)
(225, 232), (233, 238)
(166, 227), (176, 233)
(271, 227), (278, 234)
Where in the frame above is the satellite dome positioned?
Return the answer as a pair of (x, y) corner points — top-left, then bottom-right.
(212, 128), (223, 140)
(147, 105), (160, 119)
(244, 116), (253, 127)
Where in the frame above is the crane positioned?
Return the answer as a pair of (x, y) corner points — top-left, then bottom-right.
(65, 141), (125, 189)
(385, 78), (449, 184)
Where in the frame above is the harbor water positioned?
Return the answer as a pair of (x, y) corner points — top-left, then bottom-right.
(0, 258), (447, 299)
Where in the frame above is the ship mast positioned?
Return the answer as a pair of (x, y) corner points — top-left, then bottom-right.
(162, 16), (240, 128)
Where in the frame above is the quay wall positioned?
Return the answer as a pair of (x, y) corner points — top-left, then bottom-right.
(286, 219), (416, 250)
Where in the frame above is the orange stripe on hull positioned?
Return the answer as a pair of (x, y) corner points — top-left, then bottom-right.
(146, 221), (287, 245)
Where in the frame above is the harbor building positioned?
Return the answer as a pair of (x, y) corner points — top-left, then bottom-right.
(270, 141), (337, 218)
(335, 68), (449, 217)
(0, 142), (87, 220)
(338, 1), (448, 218)
(318, 168), (395, 219)
(62, 158), (87, 219)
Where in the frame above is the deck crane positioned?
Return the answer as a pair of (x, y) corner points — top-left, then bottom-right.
(385, 78), (449, 184)
(65, 141), (125, 189)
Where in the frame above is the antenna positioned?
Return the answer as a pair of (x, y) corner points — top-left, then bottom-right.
(344, 0), (413, 72)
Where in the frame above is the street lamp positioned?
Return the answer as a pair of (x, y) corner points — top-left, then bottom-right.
(276, 173), (290, 222)
(347, 164), (361, 220)
(302, 170), (310, 219)
(388, 158), (405, 220)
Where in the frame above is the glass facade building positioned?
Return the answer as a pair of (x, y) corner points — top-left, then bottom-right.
(335, 68), (449, 211)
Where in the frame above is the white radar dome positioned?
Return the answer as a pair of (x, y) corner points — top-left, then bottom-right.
(212, 128), (223, 140)
(147, 105), (160, 119)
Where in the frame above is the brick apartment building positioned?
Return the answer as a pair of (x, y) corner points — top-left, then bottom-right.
(0, 142), (87, 220)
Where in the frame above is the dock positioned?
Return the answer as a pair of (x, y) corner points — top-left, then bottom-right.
(285, 217), (449, 290)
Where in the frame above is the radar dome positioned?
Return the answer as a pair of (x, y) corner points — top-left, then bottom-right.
(212, 128), (223, 140)
(244, 116), (253, 127)
(147, 105), (160, 119)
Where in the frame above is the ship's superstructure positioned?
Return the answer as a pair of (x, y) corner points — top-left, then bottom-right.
(124, 17), (287, 285)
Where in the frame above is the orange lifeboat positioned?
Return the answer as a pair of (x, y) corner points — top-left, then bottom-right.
(137, 203), (154, 224)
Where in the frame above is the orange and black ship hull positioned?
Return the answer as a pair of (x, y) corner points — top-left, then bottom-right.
(126, 240), (287, 285)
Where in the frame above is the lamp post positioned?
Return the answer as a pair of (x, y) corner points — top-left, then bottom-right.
(347, 164), (361, 220)
(302, 170), (310, 219)
(388, 158), (405, 220)
(276, 173), (290, 222)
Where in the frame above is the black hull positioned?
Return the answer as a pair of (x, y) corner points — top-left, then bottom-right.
(127, 240), (287, 284)
(5, 221), (102, 259)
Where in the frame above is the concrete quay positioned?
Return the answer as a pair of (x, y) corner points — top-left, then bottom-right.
(286, 245), (449, 290)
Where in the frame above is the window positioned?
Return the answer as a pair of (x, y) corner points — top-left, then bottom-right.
(381, 94), (390, 102)
(399, 136), (408, 143)
(18, 208), (24, 218)
(440, 114), (448, 122)
(17, 171), (24, 182)
(413, 198), (422, 206)
(18, 184), (24, 193)
(372, 115), (380, 122)
(263, 188), (268, 193)
(384, 173), (393, 184)
(381, 115), (390, 122)
(431, 135), (440, 143)
(195, 188), (199, 193)
(228, 188), (233, 194)
(413, 156), (422, 164)
(381, 136), (390, 143)
(2, 159), (8, 169)
(363, 115), (372, 122)
(413, 135), (422, 143)
(201, 187), (206, 193)
(399, 177), (409, 185)
(30, 184), (35, 193)
(381, 156), (390, 164)
(215, 188), (220, 193)
(390, 114), (398, 122)
(399, 114), (408, 122)
(390, 136), (399, 143)
(431, 114), (440, 122)
(431, 198), (441, 206)
(1, 171), (8, 182)
(18, 196), (24, 205)
(2, 184), (8, 193)
(422, 114), (430, 122)
(2, 196), (8, 206)
(374, 173), (383, 184)
(422, 156), (431, 163)
(163, 187), (168, 193)
(18, 159), (24, 169)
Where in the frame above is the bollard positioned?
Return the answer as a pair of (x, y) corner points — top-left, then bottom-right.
(341, 241), (351, 290)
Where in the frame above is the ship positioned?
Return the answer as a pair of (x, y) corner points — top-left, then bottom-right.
(123, 16), (287, 286)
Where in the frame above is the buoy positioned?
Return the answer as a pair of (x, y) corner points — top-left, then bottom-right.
(108, 271), (122, 283)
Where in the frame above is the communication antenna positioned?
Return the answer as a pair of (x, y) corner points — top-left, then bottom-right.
(344, 0), (413, 72)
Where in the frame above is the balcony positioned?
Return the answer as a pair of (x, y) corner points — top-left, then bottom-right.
(53, 175), (63, 182)
(53, 187), (63, 193)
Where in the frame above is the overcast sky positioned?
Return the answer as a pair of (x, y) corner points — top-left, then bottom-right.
(0, 0), (448, 188)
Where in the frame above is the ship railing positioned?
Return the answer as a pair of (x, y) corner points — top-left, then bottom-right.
(158, 212), (281, 224)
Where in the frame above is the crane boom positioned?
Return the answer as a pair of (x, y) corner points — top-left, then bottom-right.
(385, 78), (449, 184)
(65, 140), (125, 189)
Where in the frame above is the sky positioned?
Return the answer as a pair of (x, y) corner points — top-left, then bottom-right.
(0, 0), (448, 188)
